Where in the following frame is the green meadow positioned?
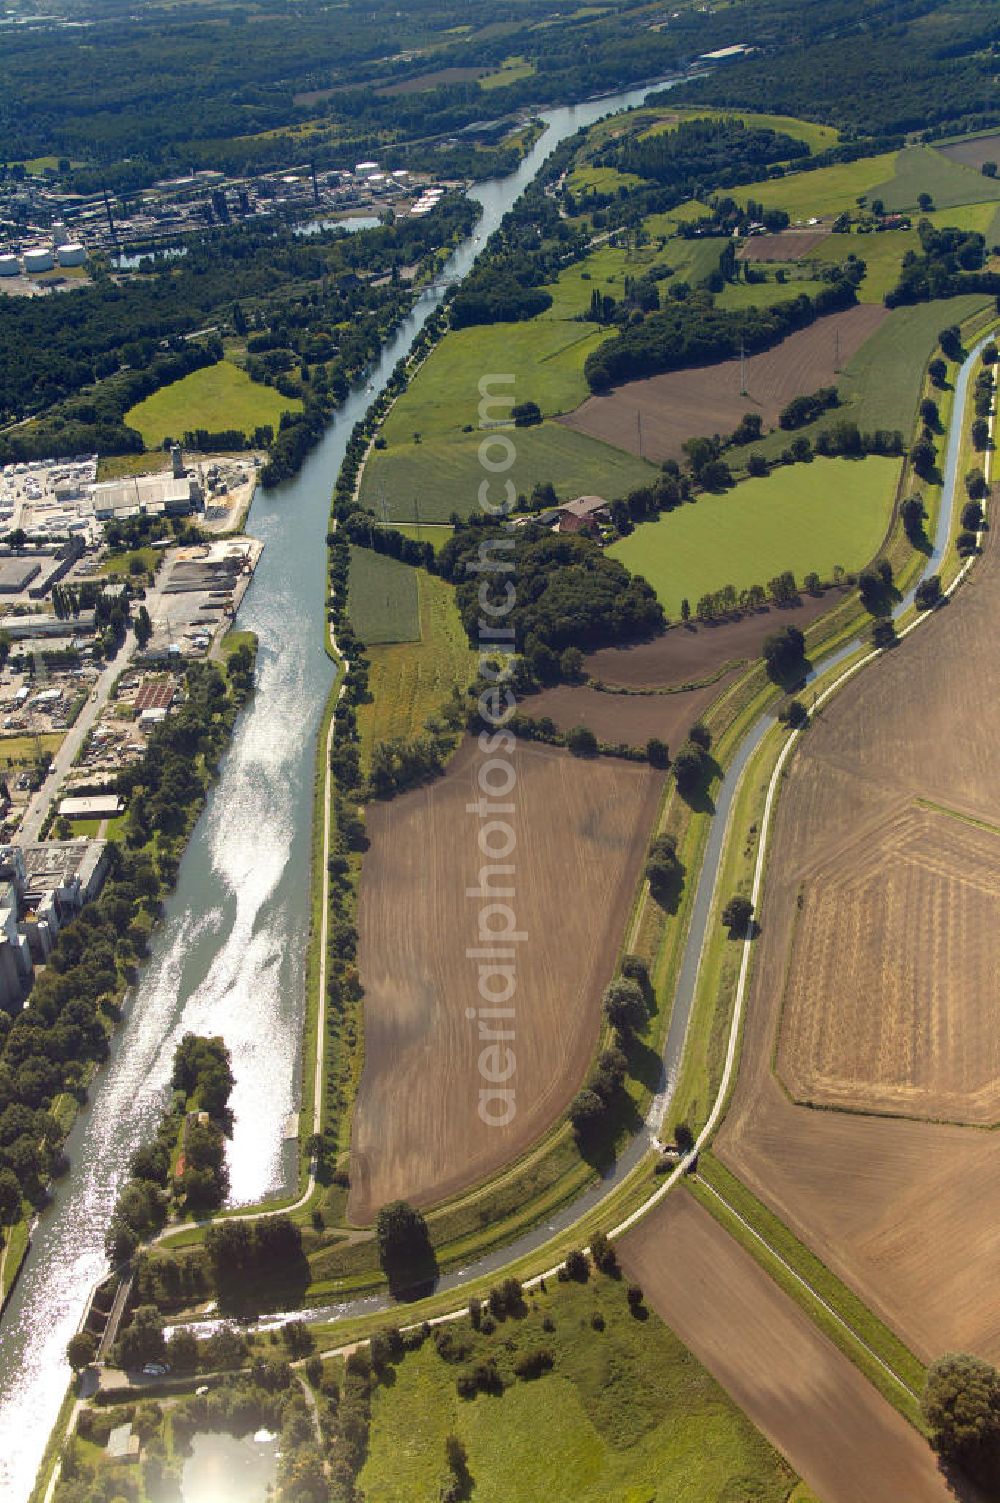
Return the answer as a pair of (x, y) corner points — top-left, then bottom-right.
(359, 1274), (796, 1503)
(610, 456), (899, 617)
(361, 421), (658, 523)
(347, 546), (420, 645)
(125, 360), (300, 448)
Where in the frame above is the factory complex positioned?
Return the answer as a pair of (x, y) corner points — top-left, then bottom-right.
(0, 152), (460, 290)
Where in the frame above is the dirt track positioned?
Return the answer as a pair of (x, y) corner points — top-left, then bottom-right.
(349, 737), (662, 1224)
(584, 592), (841, 688)
(718, 511), (1000, 1361)
(619, 1195), (963, 1503)
(557, 304), (888, 463)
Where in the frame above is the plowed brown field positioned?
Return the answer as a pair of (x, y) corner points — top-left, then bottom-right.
(523, 674), (735, 748)
(938, 134), (1000, 172)
(719, 517), (1000, 1361)
(737, 229), (831, 260)
(349, 737), (663, 1224)
(585, 592), (841, 688)
(619, 1195), (962, 1503)
(557, 304), (887, 463)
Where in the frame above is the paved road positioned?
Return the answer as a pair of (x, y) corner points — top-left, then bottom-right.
(19, 631), (141, 844)
(18, 568), (182, 844)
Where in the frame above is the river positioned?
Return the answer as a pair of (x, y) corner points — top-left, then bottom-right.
(0, 74), (677, 1503)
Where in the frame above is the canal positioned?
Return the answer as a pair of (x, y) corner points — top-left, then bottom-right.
(0, 74), (677, 1502)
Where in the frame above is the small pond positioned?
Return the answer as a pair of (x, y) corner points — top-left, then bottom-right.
(181, 1430), (280, 1503)
(293, 214), (381, 236)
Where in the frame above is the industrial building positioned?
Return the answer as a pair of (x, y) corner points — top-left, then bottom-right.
(89, 474), (199, 521)
(57, 795), (124, 821)
(0, 880), (33, 1011)
(0, 558), (41, 594)
(0, 840), (110, 998)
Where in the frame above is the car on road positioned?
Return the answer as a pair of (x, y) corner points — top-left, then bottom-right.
(141, 1362), (169, 1376)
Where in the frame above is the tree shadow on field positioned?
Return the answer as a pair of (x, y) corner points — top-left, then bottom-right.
(626, 1034), (665, 1094)
(859, 577), (902, 620)
(576, 1089), (644, 1175)
(937, 1455), (995, 1503)
(906, 522), (933, 558)
(677, 752), (720, 816)
(216, 1245), (312, 1319)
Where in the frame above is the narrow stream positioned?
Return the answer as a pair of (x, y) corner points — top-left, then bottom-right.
(0, 75), (678, 1503)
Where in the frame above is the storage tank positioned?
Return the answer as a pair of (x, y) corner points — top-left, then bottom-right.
(23, 246), (54, 273)
(0, 255), (19, 278)
(57, 243), (87, 267)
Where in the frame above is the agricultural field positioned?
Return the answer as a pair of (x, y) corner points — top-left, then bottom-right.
(870, 143), (1000, 214)
(641, 198), (712, 232)
(375, 65), (487, 95)
(365, 195), (727, 519)
(715, 269), (831, 311)
(938, 130), (1000, 174)
(359, 1269), (798, 1503)
(608, 456), (898, 619)
(347, 546), (419, 645)
(777, 803), (1000, 1123)
(361, 421), (659, 523)
(841, 227), (923, 304)
(567, 163), (645, 195)
(540, 239), (722, 323)
(723, 295), (993, 466)
(736, 152), (900, 223)
(559, 303), (888, 464)
(386, 522), (454, 554)
(584, 591), (843, 688)
(356, 568), (477, 761)
(124, 360), (301, 449)
(738, 143), (1000, 227)
(479, 56), (536, 90)
(524, 672), (738, 749)
(638, 107), (841, 158)
(380, 321), (608, 444)
(716, 517), (1000, 1363)
(349, 737), (663, 1223)
(736, 230), (831, 260)
(619, 1194), (957, 1503)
